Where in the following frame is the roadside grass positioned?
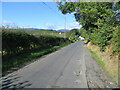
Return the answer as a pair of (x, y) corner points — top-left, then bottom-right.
(88, 47), (105, 67)
(2, 42), (71, 75)
(88, 44), (119, 85)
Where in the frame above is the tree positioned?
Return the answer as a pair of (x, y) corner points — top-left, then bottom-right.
(57, 2), (113, 29)
(66, 29), (80, 40)
(57, 2), (119, 51)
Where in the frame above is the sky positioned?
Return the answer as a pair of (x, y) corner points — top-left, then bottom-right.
(1, 1), (82, 30)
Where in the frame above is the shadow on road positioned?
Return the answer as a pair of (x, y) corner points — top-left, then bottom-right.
(1, 74), (31, 89)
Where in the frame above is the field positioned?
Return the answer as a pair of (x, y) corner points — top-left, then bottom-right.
(1, 28), (72, 73)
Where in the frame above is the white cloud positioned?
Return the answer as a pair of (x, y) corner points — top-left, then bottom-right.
(1, 20), (34, 29)
(45, 23), (57, 29)
(0, 20), (19, 28)
(0, 20), (13, 24)
(20, 25), (33, 28)
(56, 22), (82, 30)
(1, 20), (82, 30)
(55, 27), (67, 30)
(0, 25), (2, 28)
(67, 22), (79, 27)
(67, 22), (82, 29)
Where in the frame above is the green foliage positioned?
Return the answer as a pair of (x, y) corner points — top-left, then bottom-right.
(57, 2), (119, 52)
(80, 28), (89, 40)
(57, 2), (114, 30)
(3, 43), (71, 72)
(112, 26), (120, 54)
(88, 47), (105, 67)
(90, 25), (113, 51)
(114, 1), (120, 10)
(66, 29), (80, 40)
(2, 28), (71, 57)
(2, 28), (72, 72)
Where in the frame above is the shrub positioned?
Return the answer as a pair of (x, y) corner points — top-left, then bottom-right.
(2, 29), (70, 57)
(112, 26), (120, 54)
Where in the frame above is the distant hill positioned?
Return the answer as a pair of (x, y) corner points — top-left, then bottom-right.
(57, 29), (70, 32)
(21, 28), (55, 31)
(21, 28), (70, 32)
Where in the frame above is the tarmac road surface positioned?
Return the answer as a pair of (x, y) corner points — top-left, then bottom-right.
(1, 42), (117, 89)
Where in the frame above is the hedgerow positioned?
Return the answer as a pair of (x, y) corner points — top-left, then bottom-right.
(2, 29), (70, 57)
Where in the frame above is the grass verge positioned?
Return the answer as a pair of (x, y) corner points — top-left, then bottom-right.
(88, 47), (119, 87)
(2, 42), (71, 75)
(88, 47), (105, 67)
(87, 42), (119, 87)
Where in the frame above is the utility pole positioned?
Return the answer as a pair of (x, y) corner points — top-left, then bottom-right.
(64, 16), (66, 38)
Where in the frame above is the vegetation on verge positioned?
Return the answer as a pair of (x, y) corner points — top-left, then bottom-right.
(88, 47), (105, 67)
(2, 42), (70, 73)
(2, 28), (72, 73)
(87, 42), (118, 83)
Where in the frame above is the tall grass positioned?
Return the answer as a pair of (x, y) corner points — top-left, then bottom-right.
(88, 47), (105, 67)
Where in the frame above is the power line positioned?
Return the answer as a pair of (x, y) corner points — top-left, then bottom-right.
(40, 0), (64, 18)
(40, 0), (67, 38)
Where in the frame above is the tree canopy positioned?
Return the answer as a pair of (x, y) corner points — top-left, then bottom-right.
(57, 1), (120, 52)
(57, 2), (116, 29)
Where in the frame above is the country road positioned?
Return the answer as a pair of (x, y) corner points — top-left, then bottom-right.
(1, 42), (117, 89)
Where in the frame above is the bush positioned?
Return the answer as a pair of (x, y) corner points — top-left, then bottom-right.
(90, 25), (113, 51)
(80, 28), (89, 40)
(66, 29), (80, 40)
(2, 29), (70, 57)
(112, 26), (120, 54)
